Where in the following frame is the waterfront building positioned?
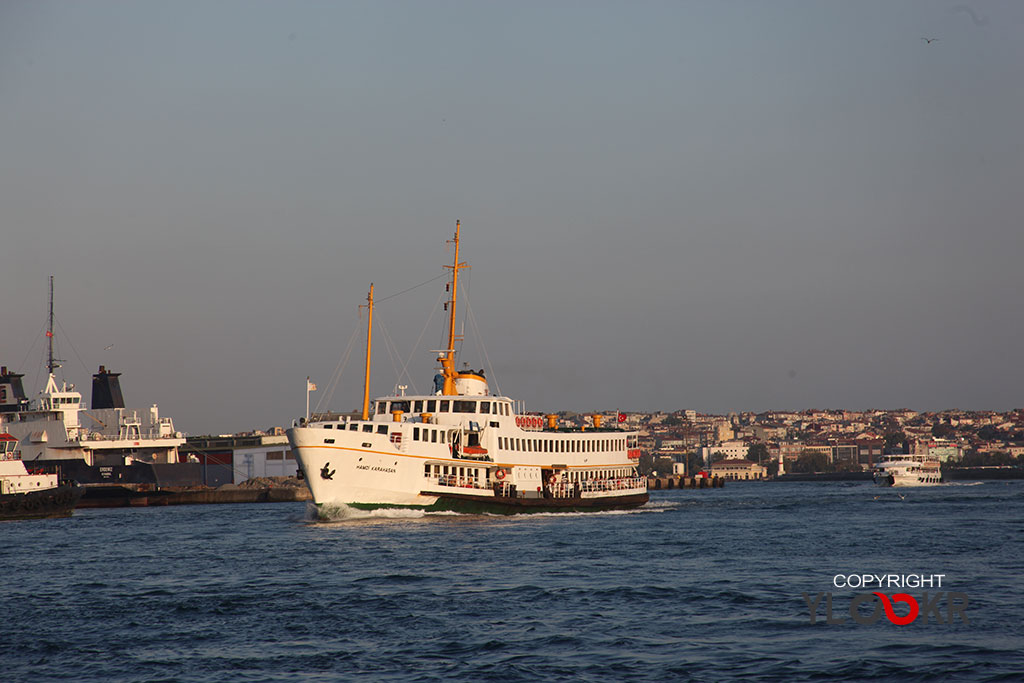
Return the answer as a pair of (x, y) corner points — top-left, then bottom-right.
(711, 459), (766, 481)
(181, 433), (298, 485)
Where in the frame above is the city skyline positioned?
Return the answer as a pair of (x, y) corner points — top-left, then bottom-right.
(3, 2), (1022, 435)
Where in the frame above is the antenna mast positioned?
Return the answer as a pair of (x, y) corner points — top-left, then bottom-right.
(46, 276), (60, 376)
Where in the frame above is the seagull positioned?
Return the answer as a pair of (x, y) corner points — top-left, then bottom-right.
(103, 344), (114, 351)
(897, 492), (906, 500)
(922, 37), (939, 44)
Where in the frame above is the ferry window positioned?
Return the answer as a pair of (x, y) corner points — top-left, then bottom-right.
(413, 401), (423, 413)
(426, 400), (436, 412)
(453, 400), (475, 413)
(481, 401), (490, 414)
(434, 465), (440, 475)
(377, 425), (388, 434)
(362, 424), (373, 432)
(431, 430), (438, 443)
(439, 400), (450, 412)
(414, 427), (420, 440)
(324, 424), (333, 429)
(349, 424), (358, 431)
(392, 401), (410, 413)
(377, 402), (386, 414)
(424, 464), (430, 476)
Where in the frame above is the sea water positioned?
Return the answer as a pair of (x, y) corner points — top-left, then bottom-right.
(2, 481), (1022, 682)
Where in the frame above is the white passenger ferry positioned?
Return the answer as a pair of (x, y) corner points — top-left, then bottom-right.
(287, 222), (648, 515)
(873, 454), (943, 487)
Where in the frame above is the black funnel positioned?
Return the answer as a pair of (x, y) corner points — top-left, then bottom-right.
(0, 366), (28, 413)
(92, 365), (125, 409)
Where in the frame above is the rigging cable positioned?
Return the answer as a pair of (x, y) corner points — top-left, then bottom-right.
(55, 317), (90, 383)
(459, 281), (501, 397)
(375, 311), (425, 396)
(376, 273), (447, 304)
(398, 290), (445, 390)
(313, 326), (360, 418)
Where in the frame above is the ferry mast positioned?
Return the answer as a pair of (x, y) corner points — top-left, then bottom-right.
(440, 221), (468, 395)
(361, 284), (375, 420)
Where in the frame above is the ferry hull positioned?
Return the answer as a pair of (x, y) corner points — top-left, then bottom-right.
(426, 490), (649, 515)
(873, 471), (943, 487)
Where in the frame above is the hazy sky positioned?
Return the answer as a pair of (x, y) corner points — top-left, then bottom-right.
(2, 1), (1022, 435)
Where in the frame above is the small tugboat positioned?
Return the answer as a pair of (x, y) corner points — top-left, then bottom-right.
(0, 433), (81, 521)
(287, 222), (648, 515)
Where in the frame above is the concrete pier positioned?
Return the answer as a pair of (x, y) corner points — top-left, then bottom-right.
(76, 482), (311, 508)
(647, 476), (724, 490)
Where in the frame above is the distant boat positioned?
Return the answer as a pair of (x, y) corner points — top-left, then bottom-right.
(873, 454), (943, 487)
(287, 222), (648, 515)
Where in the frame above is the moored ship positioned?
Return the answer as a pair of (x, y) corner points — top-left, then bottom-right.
(1, 278), (194, 497)
(287, 222), (648, 515)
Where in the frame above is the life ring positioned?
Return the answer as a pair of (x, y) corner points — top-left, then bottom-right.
(494, 469), (506, 481)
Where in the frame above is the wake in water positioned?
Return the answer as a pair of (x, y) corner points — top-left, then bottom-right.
(306, 501), (431, 523)
(306, 498), (678, 523)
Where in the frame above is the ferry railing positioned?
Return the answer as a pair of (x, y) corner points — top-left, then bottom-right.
(426, 474), (487, 491)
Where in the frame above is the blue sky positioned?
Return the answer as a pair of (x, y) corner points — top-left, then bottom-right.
(2, 1), (1022, 434)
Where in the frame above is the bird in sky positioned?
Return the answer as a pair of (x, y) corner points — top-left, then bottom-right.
(922, 37), (939, 44)
(103, 344), (114, 350)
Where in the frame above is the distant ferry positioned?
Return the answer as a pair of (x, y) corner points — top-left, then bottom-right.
(873, 454), (943, 487)
(287, 222), (648, 515)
